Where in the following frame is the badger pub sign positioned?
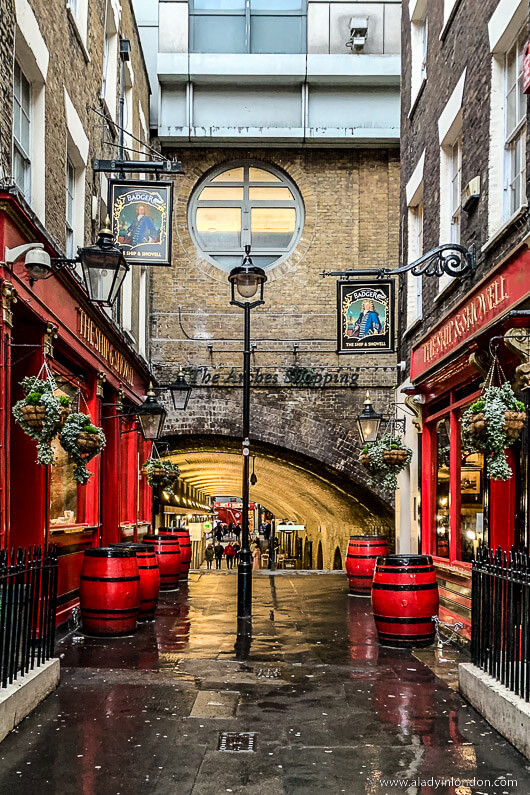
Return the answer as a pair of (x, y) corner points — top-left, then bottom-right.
(337, 280), (394, 354)
(109, 180), (173, 265)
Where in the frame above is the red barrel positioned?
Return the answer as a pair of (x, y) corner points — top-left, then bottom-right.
(80, 547), (140, 636)
(371, 554), (439, 648)
(143, 534), (181, 591)
(345, 535), (388, 596)
(111, 543), (160, 620)
(158, 528), (192, 578)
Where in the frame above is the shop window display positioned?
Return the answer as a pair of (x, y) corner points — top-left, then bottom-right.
(49, 379), (81, 527)
(435, 419), (450, 558)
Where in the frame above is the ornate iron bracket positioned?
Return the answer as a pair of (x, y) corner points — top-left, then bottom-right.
(321, 243), (476, 280)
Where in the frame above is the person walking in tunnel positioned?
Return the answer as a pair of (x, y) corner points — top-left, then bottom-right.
(214, 541), (224, 570)
(205, 542), (214, 571)
(233, 541), (240, 563)
(234, 523), (242, 542)
(215, 523), (224, 543)
(252, 542), (261, 571)
(224, 542), (235, 570)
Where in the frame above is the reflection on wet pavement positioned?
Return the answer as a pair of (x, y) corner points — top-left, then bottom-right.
(0, 572), (528, 794)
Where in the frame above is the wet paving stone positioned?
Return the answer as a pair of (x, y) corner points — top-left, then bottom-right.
(0, 573), (529, 794)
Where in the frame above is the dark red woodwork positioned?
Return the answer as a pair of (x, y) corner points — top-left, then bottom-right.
(371, 554), (439, 648)
(158, 527), (192, 578)
(111, 542), (160, 619)
(0, 191), (153, 628)
(79, 547), (140, 636)
(143, 533), (181, 591)
(345, 536), (388, 596)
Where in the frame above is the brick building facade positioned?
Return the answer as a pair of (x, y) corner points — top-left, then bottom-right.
(0, 0), (161, 624)
(151, 146), (400, 567)
(398, 0), (530, 641)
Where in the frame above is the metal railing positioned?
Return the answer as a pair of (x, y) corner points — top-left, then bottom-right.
(471, 546), (530, 701)
(0, 545), (58, 688)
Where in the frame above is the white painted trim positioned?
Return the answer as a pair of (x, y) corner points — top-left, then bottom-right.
(406, 150), (425, 206)
(14, 0), (49, 82)
(438, 69), (466, 144)
(64, 88), (89, 166)
(409, 0), (427, 22)
(488, 0), (526, 54)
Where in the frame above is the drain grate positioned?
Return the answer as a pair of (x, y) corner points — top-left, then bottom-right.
(256, 667), (280, 678)
(218, 732), (257, 753)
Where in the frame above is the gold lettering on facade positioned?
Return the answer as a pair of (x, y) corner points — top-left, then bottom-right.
(422, 275), (509, 365)
(77, 309), (135, 386)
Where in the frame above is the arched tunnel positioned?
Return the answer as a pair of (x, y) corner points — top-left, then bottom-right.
(158, 435), (393, 569)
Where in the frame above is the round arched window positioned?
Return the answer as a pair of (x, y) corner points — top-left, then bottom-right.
(188, 161), (304, 271)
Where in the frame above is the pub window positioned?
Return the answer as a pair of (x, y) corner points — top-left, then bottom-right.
(435, 419), (450, 559)
(459, 446), (485, 563)
(49, 378), (84, 528)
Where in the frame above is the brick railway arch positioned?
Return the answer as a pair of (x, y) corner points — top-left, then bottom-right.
(159, 434), (393, 569)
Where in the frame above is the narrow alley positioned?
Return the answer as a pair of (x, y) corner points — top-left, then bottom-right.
(0, 573), (527, 794)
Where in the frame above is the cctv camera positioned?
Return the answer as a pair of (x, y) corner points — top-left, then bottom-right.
(25, 248), (52, 281)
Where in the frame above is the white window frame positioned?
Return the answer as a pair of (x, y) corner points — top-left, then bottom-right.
(13, 0), (48, 222)
(67, 0), (89, 51)
(487, 1), (527, 239)
(13, 61), (31, 201)
(450, 134), (463, 244)
(65, 156), (76, 258)
(405, 151), (425, 330)
(503, 31), (526, 219)
(101, 1), (119, 120)
(409, 0), (428, 112)
(64, 88), (88, 258)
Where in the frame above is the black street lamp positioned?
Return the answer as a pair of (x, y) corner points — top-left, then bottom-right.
(23, 217), (129, 307)
(356, 392), (383, 445)
(136, 382), (168, 441)
(78, 219), (129, 307)
(166, 368), (192, 411)
(229, 245), (267, 620)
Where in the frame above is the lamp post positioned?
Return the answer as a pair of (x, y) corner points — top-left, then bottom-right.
(228, 246), (267, 620)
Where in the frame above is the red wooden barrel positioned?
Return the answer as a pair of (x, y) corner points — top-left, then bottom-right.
(345, 535), (388, 596)
(143, 534), (181, 591)
(371, 554), (439, 648)
(80, 547), (140, 636)
(158, 528), (192, 578)
(111, 543), (160, 620)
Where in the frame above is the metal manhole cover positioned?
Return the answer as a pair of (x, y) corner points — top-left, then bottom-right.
(218, 732), (257, 753)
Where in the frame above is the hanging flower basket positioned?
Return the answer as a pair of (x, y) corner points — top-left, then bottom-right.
(12, 376), (72, 466)
(359, 433), (413, 491)
(59, 413), (106, 484)
(462, 382), (526, 481)
(142, 459), (180, 494)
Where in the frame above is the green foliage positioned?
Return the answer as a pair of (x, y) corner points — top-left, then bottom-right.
(359, 432), (413, 491)
(59, 413), (106, 485)
(59, 395), (71, 407)
(462, 383), (526, 481)
(12, 378), (64, 466)
(143, 458), (181, 494)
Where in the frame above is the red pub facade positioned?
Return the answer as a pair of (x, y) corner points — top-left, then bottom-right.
(0, 190), (154, 627)
(409, 245), (530, 642)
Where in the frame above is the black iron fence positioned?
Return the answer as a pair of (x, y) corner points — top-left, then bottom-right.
(0, 544), (58, 688)
(471, 546), (530, 701)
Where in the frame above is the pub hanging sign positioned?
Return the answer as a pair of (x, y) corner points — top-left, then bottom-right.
(337, 280), (394, 354)
(109, 180), (173, 265)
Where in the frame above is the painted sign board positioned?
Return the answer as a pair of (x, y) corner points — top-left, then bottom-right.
(109, 180), (173, 265)
(277, 524), (305, 533)
(337, 280), (395, 354)
(411, 248), (530, 381)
